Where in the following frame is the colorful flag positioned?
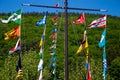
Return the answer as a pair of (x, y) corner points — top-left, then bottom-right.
(76, 30), (88, 54)
(99, 29), (106, 48)
(9, 38), (21, 54)
(0, 9), (21, 24)
(4, 25), (20, 40)
(72, 13), (85, 24)
(88, 15), (106, 28)
(36, 12), (47, 26)
(38, 59), (43, 71)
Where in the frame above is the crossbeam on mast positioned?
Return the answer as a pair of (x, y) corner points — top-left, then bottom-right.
(22, 3), (107, 12)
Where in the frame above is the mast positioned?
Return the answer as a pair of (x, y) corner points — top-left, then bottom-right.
(64, 0), (68, 80)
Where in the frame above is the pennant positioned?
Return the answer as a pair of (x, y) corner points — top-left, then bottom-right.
(4, 25), (20, 40)
(50, 56), (56, 62)
(39, 47), (43, 59)
(99, 29), (106, 48)
(36, 12), (47, 26)
(88, 15), (106, 28)
(55, 3), (59, 7)
(52, 28), (57, 33)
(87, 65), (92, 80)
(15, 69), (23, 80)
(76, 30), (88, 54)
(38, 70), (42, 80)
(85, 49), (89, 68)
(50, 33), (57, 39)
(9, 38), (21, 54)
(72, 13), (85, 24)
(0, 9), (21, 24)
(38, 59), (43, 71)
(52, 16), (59, 21)
(50, 44), (56, 49)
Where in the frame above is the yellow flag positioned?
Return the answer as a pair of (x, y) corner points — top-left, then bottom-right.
(4, 26), (20, 40)
(39, 38), (43, 47)
(76, 38), (88, 54)
(15, 69), (23, 80)
(76, 30), (88, 54)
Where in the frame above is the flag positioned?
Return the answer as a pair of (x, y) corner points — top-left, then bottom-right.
(72, 13), (85, 24)
(87, 65), (92, 80)
(52, 16), (59, 21)
(50, 33), (57, 39)
(52, 28), (57, 33)
(38, 70), (42, 80)
(88, 15), (106, 28)
(4, 25), (20, 40)
(99, 29), (106, 48)
(86, 49), (89, 68)
(38, 59), (43, 71)
(15, 69), (23, 80)
(36, 12), (47, 26)
(50, 44), (56, 49)
(76, 30), (88, 54)
(9, 38), (21, 54)
(39, 47), (43, 59)
(0, 9), (21, 24)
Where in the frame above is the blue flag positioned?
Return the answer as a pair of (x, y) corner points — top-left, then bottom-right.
(99, 29), (106, 47)
(36, 12), (47, 26)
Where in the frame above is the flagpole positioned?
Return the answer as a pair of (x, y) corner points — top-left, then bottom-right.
(64, 0), (69, 80)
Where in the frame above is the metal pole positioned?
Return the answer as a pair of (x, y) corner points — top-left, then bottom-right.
(64, 0), (68, 80)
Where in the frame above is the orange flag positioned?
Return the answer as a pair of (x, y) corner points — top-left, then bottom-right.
(4, 25), (20, 40)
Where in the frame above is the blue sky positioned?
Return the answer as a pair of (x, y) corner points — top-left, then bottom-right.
(0, 0), (120, 17)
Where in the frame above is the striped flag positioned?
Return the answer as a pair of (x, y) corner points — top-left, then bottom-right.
(88, 15), (106, 28)
(9, 38), (21, 54)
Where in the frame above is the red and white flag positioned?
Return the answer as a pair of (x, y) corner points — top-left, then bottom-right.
(87, 65), (92, 80)
(72, 13), (85, 24)
(88, 15), (107, 28)
(9, 38), (21, 54)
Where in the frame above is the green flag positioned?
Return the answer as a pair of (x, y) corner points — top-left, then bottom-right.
(0, 9), (21, 24)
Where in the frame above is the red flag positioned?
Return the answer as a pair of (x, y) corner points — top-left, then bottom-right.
(87, 65), (92, 80)
(72, 13), (85, 24)
(50, 33), (57, 39)
(9, 38), (21, 54)
(55, 3), (59, 7)
(52, 16), (58, 21)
